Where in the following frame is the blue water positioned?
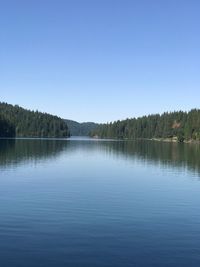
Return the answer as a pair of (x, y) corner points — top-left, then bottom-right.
(0, 138), (200, 266)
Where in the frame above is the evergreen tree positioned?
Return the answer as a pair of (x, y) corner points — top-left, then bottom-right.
(91, 109), (200, 142)
(0, 102), (70, 138)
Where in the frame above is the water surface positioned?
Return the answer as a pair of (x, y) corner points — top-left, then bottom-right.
(0, 138), (200, 267)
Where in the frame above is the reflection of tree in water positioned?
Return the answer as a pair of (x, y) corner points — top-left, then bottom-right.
(0, 139), (68, 168)
(0, 139), (200, 176)
(102, 140), (200, 176)
(59, 139), (200, 176)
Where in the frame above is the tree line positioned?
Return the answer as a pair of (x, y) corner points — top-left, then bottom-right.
(0, 102), (70, 138)
(90, 109), (200, 142)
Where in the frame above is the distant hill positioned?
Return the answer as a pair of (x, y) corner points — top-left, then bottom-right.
(0, 102), (70, 138)
(65, 120), (99, 136)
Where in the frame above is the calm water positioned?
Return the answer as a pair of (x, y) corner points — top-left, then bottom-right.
(0, 138), (200, 267)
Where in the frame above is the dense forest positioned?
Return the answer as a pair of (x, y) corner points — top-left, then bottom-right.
(91, 109), (200, 142)
(0, 116), (15, 137)
(1, 102), (200, 142)
(65, 120), (99, 136)
(0, 102), (70, 138)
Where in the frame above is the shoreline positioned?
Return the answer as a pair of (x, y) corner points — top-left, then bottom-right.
(92, 136), (200, 144)
(148, 137), (200, 144)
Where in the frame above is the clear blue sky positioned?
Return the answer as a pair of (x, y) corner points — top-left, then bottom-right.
(1, 0), (200, 123)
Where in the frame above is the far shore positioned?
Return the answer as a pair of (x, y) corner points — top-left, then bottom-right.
(150, 137), (200, 144)
(92, 135), (200, 144)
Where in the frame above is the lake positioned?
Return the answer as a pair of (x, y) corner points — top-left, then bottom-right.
(0, 137), (200, 267)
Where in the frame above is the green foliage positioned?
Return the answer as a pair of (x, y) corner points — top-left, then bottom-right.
(91, 109), (200, 142)
(0, 115), (15, 137)
(0, 102), (70, 138)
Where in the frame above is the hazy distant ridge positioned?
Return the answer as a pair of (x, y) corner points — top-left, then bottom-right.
(65, 119), (99, 136)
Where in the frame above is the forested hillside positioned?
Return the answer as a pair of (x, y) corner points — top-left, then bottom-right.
(0, 116), (15, 137)
(91, 109), (200, 142)
(0, 103), (70, 138)
(65, 120), (99, 136)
